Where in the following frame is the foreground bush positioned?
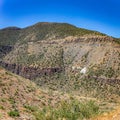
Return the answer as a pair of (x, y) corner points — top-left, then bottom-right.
(32, 100), (100, 120)
(8, 110), (20, 117)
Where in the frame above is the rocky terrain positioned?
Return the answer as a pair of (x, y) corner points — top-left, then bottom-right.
(0, 22), (120, 119)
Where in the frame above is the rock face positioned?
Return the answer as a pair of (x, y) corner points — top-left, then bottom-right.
(0, 61), (63, 79)
(86, 76), (120, 85)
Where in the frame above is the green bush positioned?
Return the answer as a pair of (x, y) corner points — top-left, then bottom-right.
(8, 110), (20, 117)
(24, 105), (38, 112)
(33, 100), (100, 120)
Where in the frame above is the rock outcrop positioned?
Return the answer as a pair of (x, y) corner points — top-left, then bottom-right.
(0, 61), (63, 79)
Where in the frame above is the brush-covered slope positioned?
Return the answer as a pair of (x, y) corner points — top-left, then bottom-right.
(0, 22), (104, 59)
(18, 22), (105, 43)
(0, 67), (105, 120)
(0, 67), (56, 119)
(1, 22), (106, 65)
(0, 27), (21, 59)
(0, 27), (21, 46)
(1, 22), (120, 101)
(0, 67), (67, 119)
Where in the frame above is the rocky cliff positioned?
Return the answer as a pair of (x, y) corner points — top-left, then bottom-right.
(0, 61), (62, 79)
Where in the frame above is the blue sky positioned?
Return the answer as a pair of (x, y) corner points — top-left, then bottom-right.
(0, 0), (120, 38)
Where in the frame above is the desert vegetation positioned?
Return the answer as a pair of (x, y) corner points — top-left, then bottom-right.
(0, 22), (120, 120)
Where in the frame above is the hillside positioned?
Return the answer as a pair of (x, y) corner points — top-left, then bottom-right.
(18, 22), (105, 43)
(1, 22), (120, 97)
(0, 22), (120, 119)
(0, 22), (105, 59)
(0, 27), (21, 46)
(0, 27), (21, 59)
(94, 107), (120, 120)
(0, 22), (105, 45)
(0, 67), (107, 120)
(0, 67), (56, 119)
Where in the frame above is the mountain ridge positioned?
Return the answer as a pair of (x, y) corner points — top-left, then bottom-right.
(0, 22), (107, 45)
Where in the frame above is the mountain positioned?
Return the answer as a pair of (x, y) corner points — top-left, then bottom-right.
(0, 22), (105, 45)
(0, 22), (104, 58)
(19, 22), (105, 42)
(0, 22), (120, 119)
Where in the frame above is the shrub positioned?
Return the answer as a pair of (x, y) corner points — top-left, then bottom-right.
(8, 110), (20, 117)
(33, 100), (100, 120)
(24, 105), (38, 112)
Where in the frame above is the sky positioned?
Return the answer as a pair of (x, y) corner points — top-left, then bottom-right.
(0, 0), (120, 38)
